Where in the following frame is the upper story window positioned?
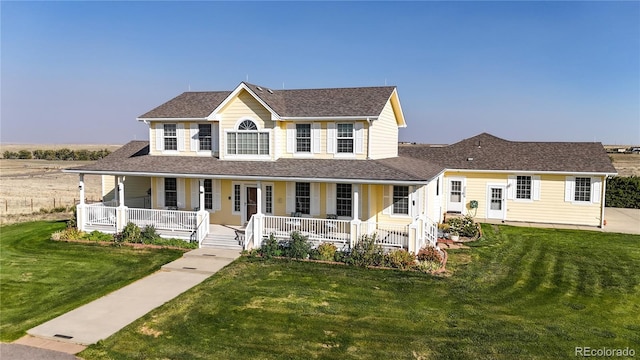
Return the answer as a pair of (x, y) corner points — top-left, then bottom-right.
(516, 176), (532, 200)
(574, 177), (591, 202)
(198, 124), (212, 151)
(296, 124), (311, 153)
(164, 124), (177, 151)
(227, 120), (269, 155)
(337, 124), (354, 153)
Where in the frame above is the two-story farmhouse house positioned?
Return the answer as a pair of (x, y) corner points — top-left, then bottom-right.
(67, 81), (616, 252)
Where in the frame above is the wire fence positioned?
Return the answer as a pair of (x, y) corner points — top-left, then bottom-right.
(0, 198), (102, 215)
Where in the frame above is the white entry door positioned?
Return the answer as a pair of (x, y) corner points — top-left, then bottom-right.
(487, 185), (506, 219)
(447, 178), (465, 213)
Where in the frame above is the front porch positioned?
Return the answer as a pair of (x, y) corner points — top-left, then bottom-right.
(77, 203), (438, 253)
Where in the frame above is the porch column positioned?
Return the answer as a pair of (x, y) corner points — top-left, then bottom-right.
(254, 181), (264, 247)
(77, 174), (86, 231)
(117, 176), (125, 207)
(78, 174), (85, 205)
(256, 181), (262, 215)
(199, 179), (205, 210)
(116, 176), (127, 232)
(353, 184), (360, 220)
(350, 184), (361, 249)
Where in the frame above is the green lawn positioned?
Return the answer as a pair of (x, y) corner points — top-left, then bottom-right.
(0, 221), (184, 341)
(80, 225), (640, 359)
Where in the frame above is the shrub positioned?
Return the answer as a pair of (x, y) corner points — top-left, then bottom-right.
(417, 246), (443, 264)
(141, 225), (159, 244)
(384, 249), (416, 270)
(121, 222), (141, 243)
(86, 230), (112, 241)
(260, 234), (282, 259)
(51, 228), (85, 240)
(606, 176), (640, 209)
(148, 237), (198, 249)
(333, 250), (348, 263)
(415, 260), (441, 273)
(348, 234), (384, 267)
(312, 242), (337, 261)
(445, 216), (478, 238)
(282, 231), (312, 259)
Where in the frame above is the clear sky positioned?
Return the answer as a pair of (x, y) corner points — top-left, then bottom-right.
(2, 1), (639, 145)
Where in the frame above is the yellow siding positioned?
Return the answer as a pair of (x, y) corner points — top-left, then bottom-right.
(369, 100), (399, 159)
(443, 171), (603, 227)
(277, 121), (368, 160)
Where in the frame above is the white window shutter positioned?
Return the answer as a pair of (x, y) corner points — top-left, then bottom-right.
(355, 122), (364, 154)
(286, 123), (295, 153)
(565, 176), (575, 202)
(286, 182), (295, 214)
(177, 178), (186, 208)
(212, 123), (219, 152)
(532, 176), (541, 201)
(327, 123), (336, 154)
(311, 183), (320, 216)
(383, 185), (391, 215)
(312, 123), (321, 154)
(507, 176), (516, 200)
(190, 124), (198, 151)
(155, 124), (164, 151)
(213, 179), (221, 211)
(591, 177), (601, 204)
(190, 179), (199, 209)
(177, 124), (185, 151)
(326, 183), (336, 214)
(156, 178), (164, 208)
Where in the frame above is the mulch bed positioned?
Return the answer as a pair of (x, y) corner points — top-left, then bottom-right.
(51, 238), (192, 252)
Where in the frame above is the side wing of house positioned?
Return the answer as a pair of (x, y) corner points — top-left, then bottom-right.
(441, 171), (607, 227)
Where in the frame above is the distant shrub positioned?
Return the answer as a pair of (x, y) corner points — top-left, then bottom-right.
(2, 151), (19, 159)
(18, 150), (32, 159)
(606, 176), (640, 209)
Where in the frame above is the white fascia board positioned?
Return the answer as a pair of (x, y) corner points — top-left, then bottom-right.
(281, 116), (378, 121)
(388, 88), (407, 128)
(445, 168), (617, 177)
(136, 117), (207, 122)
(205, 82), (281, 121)
(63, 169), (428, 185)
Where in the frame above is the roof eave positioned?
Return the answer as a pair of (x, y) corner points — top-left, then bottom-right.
(206, 82), (282, 121)
(445, 168), (618, 176)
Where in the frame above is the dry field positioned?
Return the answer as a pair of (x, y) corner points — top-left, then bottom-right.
(609, 153), (640, 177)
(0, 144), (121, 225)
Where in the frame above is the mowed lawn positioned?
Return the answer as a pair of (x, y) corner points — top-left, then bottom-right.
(81, 225), (640, 359)
(0, 221), (184, 341)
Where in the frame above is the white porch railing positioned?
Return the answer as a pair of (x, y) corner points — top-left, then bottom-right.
(127, 208), (197, 232)
(262, 215), (352, 245)
(244, 215), (255, 251)
(369, 223), (410, 248)
(83, 203), (117, 227)
(194, 211), (210, 246)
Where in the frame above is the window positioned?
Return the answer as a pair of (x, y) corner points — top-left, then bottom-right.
(164, 124), (177, 151)
(295, 182), (310, 215)
(165, 178), (177, 207)
(574, 177), (591, 202)
(233, 184), (241, 212)
(516, 176), (532, 200)
(227, 120), (269, 155)
(265, 185), (273, 214)
(336, 184), (352, 217)
(296, 124), (311, 152)
(337, 123), (354, 153)
(198, 124), (212, 151)
(204, 179), (213, 210)
(393, 186), (409, 215)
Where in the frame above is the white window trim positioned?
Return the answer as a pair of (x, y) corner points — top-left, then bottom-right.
(565, 176), (601, 205)
(384, 185), (411, 218)
(193, 123), (215, 156)
(262, 182), (274, 215)
(335, 183), (354, 220)
(232, 182), (242, 214)
(224, 128), (272, 160)
(508, 175), (540, 202)
(336, 123), (355, 155)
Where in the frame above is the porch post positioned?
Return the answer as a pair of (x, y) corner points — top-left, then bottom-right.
(353, 184), (360, 220)
(256, 181), (262, 215)
(77, 174), (86, 231)
(199, 179), (205, 210)
(116, 176), (127, 232)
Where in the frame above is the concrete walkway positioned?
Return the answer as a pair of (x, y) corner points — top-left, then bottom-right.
(20, 248), (241, 355)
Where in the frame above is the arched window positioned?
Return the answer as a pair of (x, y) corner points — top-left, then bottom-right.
(227, 119), (269, 155)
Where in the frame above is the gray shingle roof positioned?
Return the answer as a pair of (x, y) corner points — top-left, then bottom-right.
(399, 133), (617, 174)
(68, 141), (444, 183)
(138, 82), (396, 119)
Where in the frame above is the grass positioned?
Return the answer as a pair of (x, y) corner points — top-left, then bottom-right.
(0, 221), (184, 341)
(80, 225), (640, 359)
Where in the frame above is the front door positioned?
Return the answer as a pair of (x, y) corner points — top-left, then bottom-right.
(487, 185), (506, 219)
(246, 187), (258, 222)
(447, 178), (465, 213)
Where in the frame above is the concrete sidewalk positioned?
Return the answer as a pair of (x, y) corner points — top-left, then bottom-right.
(24, 248), (241, 352)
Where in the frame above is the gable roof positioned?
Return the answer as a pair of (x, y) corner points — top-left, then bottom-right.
(138, 82), (400, 121)
(399, 133), (617, 174)
(67, 141), (444, 184)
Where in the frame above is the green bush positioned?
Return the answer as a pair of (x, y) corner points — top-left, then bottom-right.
(140, 225), (159, 244)
(384, 249), (416, 270)
(347, 234), (384, 267)
(606, 176), (640, 209)
(51, 228), (85, 240)
(415, 260), (441, 273)
(445, 216), (478, 237)
(121, 222), (141, 243)
(282, 231), (312, 259)
(86, 230), (112, 241)
(312, 242), (337, 261)
(260, 234), (282, 259)
(147, 237), (198, 249)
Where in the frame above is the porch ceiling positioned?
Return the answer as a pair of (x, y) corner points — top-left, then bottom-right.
(65, 141), (444, 184)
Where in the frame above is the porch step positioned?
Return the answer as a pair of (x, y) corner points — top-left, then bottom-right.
(200, 234), (243, 250)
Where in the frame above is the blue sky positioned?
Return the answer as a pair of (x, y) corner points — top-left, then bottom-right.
(2, 1), (638, 145)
